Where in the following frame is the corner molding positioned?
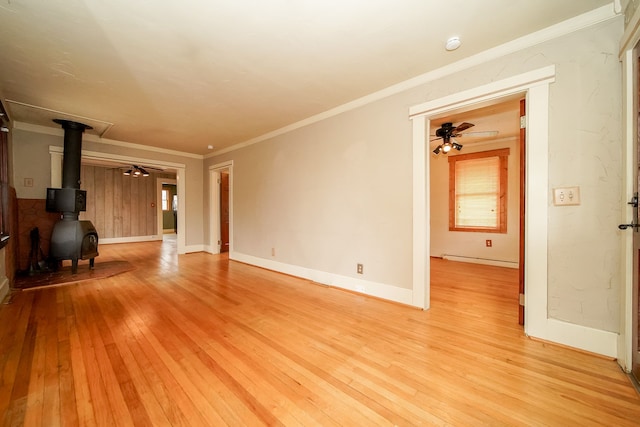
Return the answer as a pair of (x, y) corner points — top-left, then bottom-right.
(212, 5), (616, 156)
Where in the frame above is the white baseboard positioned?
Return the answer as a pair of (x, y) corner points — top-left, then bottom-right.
(0, 276), (9, 303)
(528, 317), (618, 358)
(185, 244), (205, 254)
(204, 245), (223, 254)
(442, 254), (519, 269)
(100, 235), (163, 244)
(230, 251), (415, 307)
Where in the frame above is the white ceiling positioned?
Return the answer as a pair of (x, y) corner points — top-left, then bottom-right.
(0, 0), (612, 155)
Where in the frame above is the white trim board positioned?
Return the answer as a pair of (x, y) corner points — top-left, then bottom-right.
(410, 65), (617, 358)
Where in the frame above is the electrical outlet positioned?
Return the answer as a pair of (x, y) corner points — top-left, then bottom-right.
(485, 239), (492, 247)
(357, 263), (363, 274)
(553, 187), (580, 206)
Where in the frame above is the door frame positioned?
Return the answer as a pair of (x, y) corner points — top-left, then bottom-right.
(156, 178), (177, 236)
(209, 160), (233, 255)
(410, 66), (554, 317)
(619, 11), (640, 372)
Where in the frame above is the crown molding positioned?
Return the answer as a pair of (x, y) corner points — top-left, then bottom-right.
(13, 121), (204, 160)
(49, 145), (186, 170)
(213, 4), (618, 156)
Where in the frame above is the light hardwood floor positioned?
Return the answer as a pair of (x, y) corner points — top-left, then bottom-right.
(1, 241), (639, 426)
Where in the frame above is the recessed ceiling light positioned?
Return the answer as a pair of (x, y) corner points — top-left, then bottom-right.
(445, 37), (461, 51)
(207, 145), (214, 150)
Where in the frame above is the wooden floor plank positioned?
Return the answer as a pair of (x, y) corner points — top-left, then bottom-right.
(1, 240), (639, 426)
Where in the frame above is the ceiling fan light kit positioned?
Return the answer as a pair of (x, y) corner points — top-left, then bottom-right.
(123, 165), (150, 177)
(433, 140), (463, 155)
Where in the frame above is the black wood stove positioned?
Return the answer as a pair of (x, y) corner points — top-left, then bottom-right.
(46, 119), (98, 274)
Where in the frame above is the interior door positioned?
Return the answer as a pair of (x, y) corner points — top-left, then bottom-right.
(631, 54), (640, 383)
(631, 189), (639, 382)
(619, 52), (640, 384)
(220, 172), (230, 253)
(519, 98), (526, 325)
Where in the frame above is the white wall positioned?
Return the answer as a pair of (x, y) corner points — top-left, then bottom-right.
(207, 16), (623, 335)
(430, 139), (520, 265)
(212, 101), (414, 291)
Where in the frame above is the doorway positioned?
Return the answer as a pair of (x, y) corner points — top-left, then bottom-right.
(410, 66), (563, 346)
(428, 97), (524, 323)
(220, 172), (230, 253)
(157, 179), (178, 238)
(209, 161), (233, 255)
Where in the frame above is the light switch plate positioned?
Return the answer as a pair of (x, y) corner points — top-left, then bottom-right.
(553, 187), (580, 206)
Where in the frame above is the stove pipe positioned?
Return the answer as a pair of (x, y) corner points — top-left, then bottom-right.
(54, 119), (92, 190)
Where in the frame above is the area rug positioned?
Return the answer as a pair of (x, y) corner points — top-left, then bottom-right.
(15, 260), (135, 290)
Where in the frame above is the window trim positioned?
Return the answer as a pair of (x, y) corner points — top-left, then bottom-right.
(448, 148), (510, 233)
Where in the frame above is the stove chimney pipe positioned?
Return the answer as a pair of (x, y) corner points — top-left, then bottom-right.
(53, 119), (92, 189)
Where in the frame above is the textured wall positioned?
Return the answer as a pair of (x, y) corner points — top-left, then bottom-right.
(207, 17), (624, 333)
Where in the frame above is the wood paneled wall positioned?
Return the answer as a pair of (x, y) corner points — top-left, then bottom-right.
(80, 165), (175, 239)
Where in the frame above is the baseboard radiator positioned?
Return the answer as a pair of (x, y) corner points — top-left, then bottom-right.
(441, 254), (519, 269)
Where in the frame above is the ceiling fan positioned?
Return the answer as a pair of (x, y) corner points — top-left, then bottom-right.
(431, 122), (498, 155)
(121, 164), (164, 177)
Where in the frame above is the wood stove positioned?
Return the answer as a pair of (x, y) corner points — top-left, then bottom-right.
(47, 119), (98, 273)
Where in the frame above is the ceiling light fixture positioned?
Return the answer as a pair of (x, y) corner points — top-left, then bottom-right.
(433, 137), (463, 155)
(123, 165), (150, 177)
(445, 36), (461, 51)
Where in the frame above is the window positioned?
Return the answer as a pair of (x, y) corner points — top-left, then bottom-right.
(448, 148), (509, 233)
(162, 189), (169, 211)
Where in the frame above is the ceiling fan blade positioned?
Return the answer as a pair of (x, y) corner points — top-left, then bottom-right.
(143, 165), (166, 171)
(430, 137), (443, 142)
(453, 122), (474, 133)
(454, 130), (499, 138)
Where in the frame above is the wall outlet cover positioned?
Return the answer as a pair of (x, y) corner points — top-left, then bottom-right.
(553, 187), (580, 206)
